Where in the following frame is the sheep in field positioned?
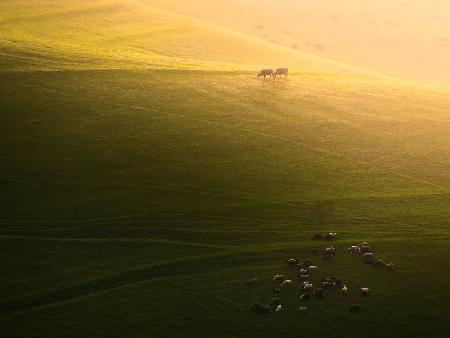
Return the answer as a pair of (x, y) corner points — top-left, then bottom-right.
(347, 245), (361, 254)
(281, 280), (294, 287)
(273, 274), (286, 282)
(303, 283), (313, 290)
(342, 285), (348, 296)
(360, 288), (370, 297)
(276, 304), (282, 312)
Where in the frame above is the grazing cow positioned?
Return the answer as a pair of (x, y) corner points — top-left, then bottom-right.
(360, 288), (370, 297)
(300, 294), (311, 302)
(276, 304), (282, 312)
(342, 285), (348, 296)
(308, 265), (318, 271)
(247, 277), (258, 286)
(257, 69), (274, 79)
(274, 68), (289, 78)
(314, 288), (324, 298)
(281, 280), (294, 287)
(251, 303), (270, 314)
(347, 245), (361, 254)
(350, 304), (361, 312)
(273, 274), (286, 282)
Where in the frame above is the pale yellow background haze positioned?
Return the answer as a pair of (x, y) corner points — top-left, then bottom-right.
(143, 0), (450, 84)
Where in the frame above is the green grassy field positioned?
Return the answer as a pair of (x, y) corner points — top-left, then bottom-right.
(1, 1), (450, 337)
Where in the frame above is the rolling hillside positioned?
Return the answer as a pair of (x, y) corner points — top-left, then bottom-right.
(1, 1), (450, 337)
(144, 0), (450, 84)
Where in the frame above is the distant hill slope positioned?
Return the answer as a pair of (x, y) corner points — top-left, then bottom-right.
(0, 0), (361, 74)
(143, 0), (450, 84)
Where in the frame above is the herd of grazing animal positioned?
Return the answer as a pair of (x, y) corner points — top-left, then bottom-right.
(249, 233), (395, 315)
(257, 68), (289, 79)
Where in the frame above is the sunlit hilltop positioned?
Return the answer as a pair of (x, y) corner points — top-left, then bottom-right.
(145, 0), (450, 84)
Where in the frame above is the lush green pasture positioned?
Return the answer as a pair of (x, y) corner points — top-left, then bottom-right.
(1, 69), (450, 337)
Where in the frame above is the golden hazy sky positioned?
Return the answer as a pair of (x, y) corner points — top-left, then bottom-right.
(144, 0), (450, 83)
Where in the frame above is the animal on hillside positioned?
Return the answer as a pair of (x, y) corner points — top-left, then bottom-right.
(360, 288), (370, 297)
(276, 304), (282, 312)
(303, 283), (313, 290)
(281, 279), (294, 287)
(273, 274), (286, 282)
(297, 268), (308, 275)
(308, 265), (318, 271)
(274, 67), (289, 78)
(347, 245), (361, 254)
(342, 285), (348, 296)
(257, 69), (274, 79)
